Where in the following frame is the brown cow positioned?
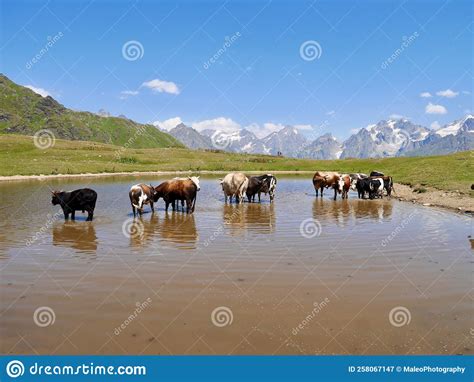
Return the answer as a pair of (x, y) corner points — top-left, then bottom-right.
(338, 174), (351, 199)
(312, 171), (342, 200)
(154, 176), (200, 213)
(129, 184), (157, 217)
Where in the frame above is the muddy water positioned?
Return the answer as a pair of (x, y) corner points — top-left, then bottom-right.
(0, 176), (472, 355)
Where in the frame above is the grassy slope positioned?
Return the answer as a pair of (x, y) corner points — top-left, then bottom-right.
(0, 74), (183, 149)
(0, 135), (472, 192)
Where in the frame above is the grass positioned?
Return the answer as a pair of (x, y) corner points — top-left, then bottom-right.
(0, 134), (472, 193)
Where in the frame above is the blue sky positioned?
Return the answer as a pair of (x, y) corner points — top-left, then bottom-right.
(1, 0), (472, 139)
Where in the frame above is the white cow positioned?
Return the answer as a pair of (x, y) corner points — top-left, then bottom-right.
(220, 172), (249, 204)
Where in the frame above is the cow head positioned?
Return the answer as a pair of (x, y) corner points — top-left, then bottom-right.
(149, 185), (158, 200)
(335, 177), (344, 194)
(51, 191), (63, 205)
(188, 176), (200, 191)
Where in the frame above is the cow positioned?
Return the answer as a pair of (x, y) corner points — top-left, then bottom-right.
(312, 171), (342, 200)
(246, 174), (277, 203)
(220, 172), (249, 204)
(51, 188), (97, 221)
(369, 174), (394, 197)
(356, 178), (383, 199)
(129, 184), (157, 217)
(349, 173), (368, 191)
(154, 176), (200, 213)
(338, 174), (352, 199)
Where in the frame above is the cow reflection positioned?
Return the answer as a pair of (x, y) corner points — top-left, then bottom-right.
(222, 203), (275, 235)
(129, 213), (198, 249)
(312, 198), (393, 226)
(52, 221), (98, 253)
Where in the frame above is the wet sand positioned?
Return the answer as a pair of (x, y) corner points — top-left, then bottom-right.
(0, 176), (472, 355)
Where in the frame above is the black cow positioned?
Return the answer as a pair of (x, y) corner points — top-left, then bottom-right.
(52, 188), (97, 221)
(356, 178), (383, 200)
(246, 174), (277, 203)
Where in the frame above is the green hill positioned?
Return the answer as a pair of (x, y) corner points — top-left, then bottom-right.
(0, 74), (183, 149)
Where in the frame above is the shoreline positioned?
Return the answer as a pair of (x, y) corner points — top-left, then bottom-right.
(0, 171), (471, 214)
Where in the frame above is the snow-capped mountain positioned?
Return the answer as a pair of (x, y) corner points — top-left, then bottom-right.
(261, 126), (309, 157)
(297, 133), (342, 159)
(157, 116), (473, 159)
(340, 119), (430, 158)
(402, 115), (473, 156)
(168, 123), (213, 150)
(203, 128), (268, 153)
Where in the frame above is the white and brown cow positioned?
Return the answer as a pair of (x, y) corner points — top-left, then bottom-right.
(337, 174), (352, 199)
(220, 172), (249, 204)
(312, 171), (342, 200)
(129, 184), (157, 217)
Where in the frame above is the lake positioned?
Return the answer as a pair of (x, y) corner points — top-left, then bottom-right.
(0, 175), (472, 355)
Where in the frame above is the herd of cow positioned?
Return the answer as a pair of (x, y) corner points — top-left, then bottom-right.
(50, 171), (393, 221)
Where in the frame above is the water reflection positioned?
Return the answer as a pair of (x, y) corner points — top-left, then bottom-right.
(222, 203), (276, 235)
(312, 198), (393, 226)
(52, 221), (98, 253)
(129, 213), (198, 250)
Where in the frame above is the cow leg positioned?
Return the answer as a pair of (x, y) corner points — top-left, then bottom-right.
(86, 209), (94, 221)
(132, 205), (136, 218)
(165, 202), (170, 212)
(333, 189), (337, 201)
(186, 198), (192, 214)
(320, 187), (323, 198)
(71, 210), (76, 220)
(315, 188), (318, 197)
(258, 193), (261, 203)
(150, 201), (154, 213)
(138, 208), (143, 217)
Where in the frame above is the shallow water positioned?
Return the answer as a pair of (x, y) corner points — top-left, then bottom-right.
(0, 176), (472, 355)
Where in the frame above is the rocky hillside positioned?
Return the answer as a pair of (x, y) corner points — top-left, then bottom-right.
(0, 74), (183, 149)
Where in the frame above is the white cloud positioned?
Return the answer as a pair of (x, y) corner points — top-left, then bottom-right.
(420, 92), (432, 98)
(462, 90), (471, 95)
(246, 123), (283, 138)
(191, 117), (241, 133)
(326, 110), (336, 116)
(436, 89), (458, 98)
(389, 114), (405, 119)
(430, 121), (441, 130)
(153, 117), (183, 131)
(119, 90), (139, 99)
(24, 85), (50, 97)
(425, 102), (447, 115)
(142, 79), (180, 95)
(350, 127), (362, 134)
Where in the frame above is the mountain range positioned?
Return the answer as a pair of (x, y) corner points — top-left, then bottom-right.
(163, 116), (473, 159)
(1, 74), (471, 158)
